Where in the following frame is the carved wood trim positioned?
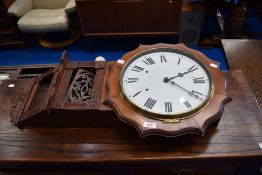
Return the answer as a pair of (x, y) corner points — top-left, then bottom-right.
(1, 51), (108, 125)
(86, 62), (107, 109)
(9, 79), (36, 124)
(48, 51), (72, 109)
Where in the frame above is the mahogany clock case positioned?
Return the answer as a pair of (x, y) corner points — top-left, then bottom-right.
(0, 44), (231, 138)
(104, 43), (231, 137)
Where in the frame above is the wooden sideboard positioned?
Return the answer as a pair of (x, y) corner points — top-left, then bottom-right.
(76, 0), (182, 37)
(0, 0), (25, 48)
(0, 62), (262, 174)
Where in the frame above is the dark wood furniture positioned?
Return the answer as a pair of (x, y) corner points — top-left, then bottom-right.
(0, 60), (262, 174)
(221, 39), (262, 110)
(0, 0), (25, 48)
(76, 0), (182, 37)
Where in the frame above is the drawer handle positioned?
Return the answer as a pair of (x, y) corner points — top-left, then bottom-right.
(113, 0), (143, 3)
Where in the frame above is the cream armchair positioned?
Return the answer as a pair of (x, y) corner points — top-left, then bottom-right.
(8, 0), (79, 48)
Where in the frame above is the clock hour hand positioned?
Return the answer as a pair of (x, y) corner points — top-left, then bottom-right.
(163, 78), (203, 100)
(169, 65), (198, 80)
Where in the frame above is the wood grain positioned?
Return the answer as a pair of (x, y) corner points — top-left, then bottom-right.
(0, 71), (261, 174)
(222, 39), (262, 110)
(76, 0), (182, 37)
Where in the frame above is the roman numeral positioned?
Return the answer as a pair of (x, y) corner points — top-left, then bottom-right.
(143, 57), (155, 65)
(127, 78), (139, 83)
(160, 55), (167, 62)
(165, 102), (172, 112)
(188, 65), (198, 72)
(184, 100), (191, 108)
(178, 57), (181, 65)
(132, 65), (144, 72)
(133, 91), (142, 97)
(144, 98), (157, 109)
(193, 77), (205, 83)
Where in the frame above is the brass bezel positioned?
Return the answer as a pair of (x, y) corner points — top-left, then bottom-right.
(119, 47), (215, 122)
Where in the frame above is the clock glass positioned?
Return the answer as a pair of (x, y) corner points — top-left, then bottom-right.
(120, 48), (213, 119)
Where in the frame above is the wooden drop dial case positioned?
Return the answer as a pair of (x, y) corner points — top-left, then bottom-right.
(104, 43), (230, 137)
(0, 43), (230, 137)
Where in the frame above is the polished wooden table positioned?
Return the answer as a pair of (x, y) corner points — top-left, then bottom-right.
(0, 68), (262, 174)
(221, 39), (262, 110)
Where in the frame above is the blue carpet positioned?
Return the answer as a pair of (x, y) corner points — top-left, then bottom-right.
(191, 46), (228, 70)
(0, 37), (228, 70)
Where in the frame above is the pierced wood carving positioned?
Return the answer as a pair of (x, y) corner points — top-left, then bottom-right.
(67, 69), (94, 103)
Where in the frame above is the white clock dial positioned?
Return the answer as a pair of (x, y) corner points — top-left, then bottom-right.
(120, 48), (213, 118)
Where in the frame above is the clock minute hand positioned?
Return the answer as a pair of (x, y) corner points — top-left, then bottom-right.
(170, 81), (191, 93)
(169, 65), (198, 80)
(168, 80), (203, 101)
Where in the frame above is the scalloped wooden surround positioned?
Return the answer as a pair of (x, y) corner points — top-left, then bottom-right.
(104, 43), (231, 137)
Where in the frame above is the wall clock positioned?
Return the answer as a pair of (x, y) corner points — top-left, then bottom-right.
(104, 43), (231, 137)
(0, 44), (230, 138)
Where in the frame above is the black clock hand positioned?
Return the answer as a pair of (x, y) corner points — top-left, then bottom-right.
(170, 81), (190, 93)
(170, 81), (203, 100)
(163, 77), (203, 100)
(169, 65), (198, 80)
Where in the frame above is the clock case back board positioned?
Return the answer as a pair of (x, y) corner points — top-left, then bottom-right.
(104, 43), (231, 137)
